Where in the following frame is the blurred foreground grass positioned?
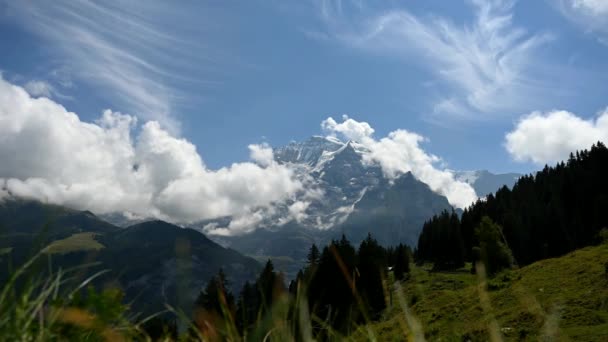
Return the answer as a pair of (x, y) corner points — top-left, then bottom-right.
(354, 243), (608, 341)
(1, 242), (607, 341)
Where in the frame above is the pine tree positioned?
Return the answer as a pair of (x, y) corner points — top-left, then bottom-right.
(357, 234), (387, 319)
(307, 244), (320, 266)
(195, 268), (235, 316)
(235, 281), (258, 332)
(474, 217), (514, 276)
(393, 243), (410, 280)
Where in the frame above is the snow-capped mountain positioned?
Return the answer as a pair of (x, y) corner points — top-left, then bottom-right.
(215, 136), (524, 244)
(274, 135), (345, 166)
(209, 137), (444, 275)
(113, 135), (521, 279)
(268, 136), (519, 233)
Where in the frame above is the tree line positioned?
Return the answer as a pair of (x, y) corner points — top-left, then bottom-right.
(417, 142), (608, 273)
(188, 234), (411, 340)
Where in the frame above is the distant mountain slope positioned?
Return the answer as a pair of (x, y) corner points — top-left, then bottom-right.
(336, 172), (453, 247)
(0, 198), (117, 238)
(0, 198), (260, 315)
(454, 170), (521, 197)
(97, 221), (261, 314)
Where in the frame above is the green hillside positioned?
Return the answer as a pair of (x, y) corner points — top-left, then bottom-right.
(355, 243), (608, 341)
(44, 232), (105, 254)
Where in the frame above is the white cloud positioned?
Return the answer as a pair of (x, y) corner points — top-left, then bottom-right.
(23, 80), (54, 98)
(313, 0), (552, 120)
(572, 0), (608, 16)
(287, 201), (311, 223)
(0, 76), (305, 233)
(321, 114), (375, 141)
(556, 0), (608, 43)
(321, 116), (477, 208)
(248, 143), (275, 167)
(505, 108), (608, 164)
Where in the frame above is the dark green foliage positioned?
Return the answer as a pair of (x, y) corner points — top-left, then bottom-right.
(356, 234), (387, 319)
(416, 210), (465, 270)
(141, 317), (178, 341)
(235, 281), (258, 333)
(474, 217), (514, 276)
(306, 235), (358, 336)
(307, 244), (320, 267)
(418, 142), (608, 269)
(461, 142), (608, 266)
(242, 234), (410, 339)
(234, 260), (286, 333)
(388, 243), (410, 281)
(195, 269), (236, 318)
(257, 260), (284, 312)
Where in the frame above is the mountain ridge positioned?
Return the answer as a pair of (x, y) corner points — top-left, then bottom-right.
(0, 198), (261, 315)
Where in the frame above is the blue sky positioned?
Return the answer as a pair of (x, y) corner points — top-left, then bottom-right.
(1, 0), (607, 175)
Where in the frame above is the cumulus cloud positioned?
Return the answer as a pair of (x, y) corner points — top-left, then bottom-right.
(287, 201), (311, 223)
(321, 115), (374, 141)
(321, 116), (477, 208)
(248, 143), (275, 167)
(0, 76), (306, 234)
(505, 108), (608, 164)
(313, 0), (553, 120)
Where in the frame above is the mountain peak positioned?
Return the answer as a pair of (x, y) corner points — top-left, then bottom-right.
(274, 135), (343, 165)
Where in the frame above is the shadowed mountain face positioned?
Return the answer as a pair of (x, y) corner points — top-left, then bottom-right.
(0, 198), (116, 238)
(97, 221), (261, 314)
(336, 172), (453, 247)
(0, 199), (260, 315)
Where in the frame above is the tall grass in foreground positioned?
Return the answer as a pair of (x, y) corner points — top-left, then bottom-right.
(2, 242), (588, 341)
(0, 248), (157, 341)
(0, 246), (398, 341)
(0, 254), (505, 342)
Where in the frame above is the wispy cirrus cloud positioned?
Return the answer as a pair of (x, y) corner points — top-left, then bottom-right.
(3, 1), (223, 133)
(311, 0), (554, 121)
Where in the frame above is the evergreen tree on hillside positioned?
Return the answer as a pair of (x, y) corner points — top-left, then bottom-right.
(235, 281), (258, 332)
(234, 260), (285, 333)
(416, 210), (465, 270)
(307, 236), (358, 336)
(256, 260), (284, 313)
(356, 234), (387, 319)
(304, 243), (320, 281)
(307, 244), (320, 266)
(392, 243), (410, 280)
(194, 269), (236, 335)
(420, 143), (608, 268)
(474, 217), (514, 276)
(195, 268), (235, 316)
